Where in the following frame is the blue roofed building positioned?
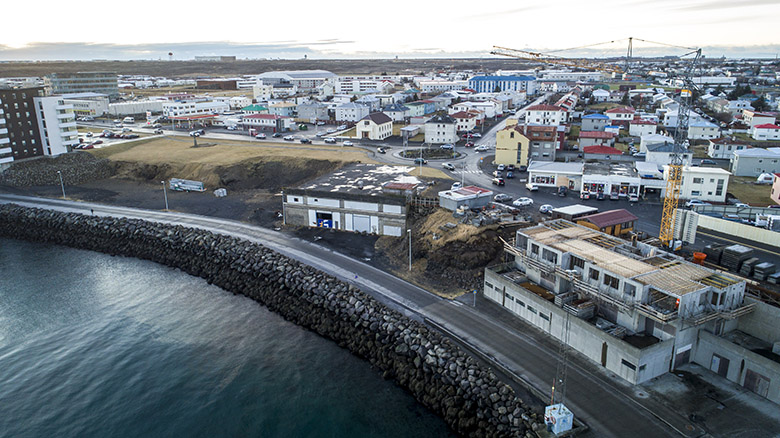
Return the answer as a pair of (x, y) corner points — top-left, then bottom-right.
(468, 75), (537, 95)
(581, 113), (610, 131)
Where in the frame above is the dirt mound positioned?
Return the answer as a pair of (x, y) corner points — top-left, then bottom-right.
(376, 208), (523, 295)
(0, 152), (115, 187)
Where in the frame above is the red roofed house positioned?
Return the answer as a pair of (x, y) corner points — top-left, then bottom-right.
(742, 109), (776, 128)
(240, 113), (293, 132)
(628, 119), (657, 137)
(525, 104), (568, 125)
(751, 123), (780, 141)
(450, 111), (477, 133)
(583, 145), (622, 156)
(605, 106), (636, 127)
(771, 173), (780, 205)
(579, 131), (617, 148)
(576, 209), (638, 236)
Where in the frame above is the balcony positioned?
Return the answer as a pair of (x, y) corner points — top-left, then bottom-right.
(0, 146), (11, 154)
(56, 112), (72, 119)
(60, 121), (77, 129)
(55, 104), (74, 111)
(0, 137), (9, 145)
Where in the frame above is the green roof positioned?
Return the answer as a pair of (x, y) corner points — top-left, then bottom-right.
(242, 104), (268, 112)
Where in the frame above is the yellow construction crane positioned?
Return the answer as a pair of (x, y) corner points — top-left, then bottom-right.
(492, 39), (702, 249)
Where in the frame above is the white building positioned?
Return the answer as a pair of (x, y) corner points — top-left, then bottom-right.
(605, 106), (636, 125)
(688, 121), (720, 140)
(742, 110), (776, 128)
(731, 147), (780, 177)
(61, 93), (109, 117)
(645, 142), (693, 166)
(256, 70), (337, 91)
(356, 113), (393, 140)
(162, 100), (229, 118)
(751, 123), (780, 141)
(425, 114), (457, 145)
(591, 89), (610, 103)
(33, 96), (79, 156)
(229, 96), (253, 110)
(107, 100), (165, 117)
(707, 137), (751, 160)
(335, 103), (370, 122)
(663, 165), (730, 202)
(240, 114), (293, 132)
(524, 104), (568, 126)
(450, 111), (477, 133)
(640, 133), (674, 153)
(538, 70), (603, 82)
(527, 161), (583, 189)
(334, 80), (394, 94)
(450, 101), (498, 119)
(253, 81), (274, 100)
(418, 80), (469, 93)
(628, 120), (657, 137)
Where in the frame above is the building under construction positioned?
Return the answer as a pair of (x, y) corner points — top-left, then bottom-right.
(484, 220), (780, 402)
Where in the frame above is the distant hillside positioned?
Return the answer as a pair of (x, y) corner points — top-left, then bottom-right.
(0, 58), (535, 78)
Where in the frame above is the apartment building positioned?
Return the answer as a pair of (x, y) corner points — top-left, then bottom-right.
(0, 87), (46, 164)
(484, 220), (750, 385)
(162, 100), (230, 118)
(424, 114), (457, 144)
(495, 120), (530, 167)
(524, 104), (567, 126)
(707, 137), (751, 160)
(356, 113), (393, 140)
(45, 72), (119, 100)
(468, 75), (537, 95)
(33, 96), (79, 157)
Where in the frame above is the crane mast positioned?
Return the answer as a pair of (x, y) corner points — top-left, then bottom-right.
(659, 48), (701, 248)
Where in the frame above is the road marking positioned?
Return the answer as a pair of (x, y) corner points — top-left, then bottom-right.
(696, 230), (780, 257)
(450, 300), (463, 307)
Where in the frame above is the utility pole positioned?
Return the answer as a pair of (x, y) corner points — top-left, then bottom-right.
(407, 229), (412, 271)
(161, 180), (169, 211)
(56, 171), (66, 199)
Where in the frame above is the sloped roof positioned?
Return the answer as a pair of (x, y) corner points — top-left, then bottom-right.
(606, 106), (636, 114)
(580, 131), (616, 139)
(582, 113), (609, 120)
(425, 114), (456, 124)
(527, 104), (564, 112)
(361, 112), (393, 125)
(754, 123), (780, 129)
(578, 209), (638, 228)
(451, 111), (476, 118)
(583, 145), (623, 155)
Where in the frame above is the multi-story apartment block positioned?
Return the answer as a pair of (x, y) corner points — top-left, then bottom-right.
(524, 104), (568, 126)
(468, 75), (537, 95)
(424, 114), (457, 144)
(162, 100), (230, 118)
(0, 87), (45, 163)
(485, 220), (751, 385)
(33, 96), (79, 157)
(45, 72), (119, 100)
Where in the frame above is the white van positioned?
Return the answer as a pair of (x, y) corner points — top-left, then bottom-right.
(122, 117), (135, 124)
(525, 182), (539, 191)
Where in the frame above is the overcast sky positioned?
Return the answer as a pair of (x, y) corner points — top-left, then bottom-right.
(3, 0), (780, 60)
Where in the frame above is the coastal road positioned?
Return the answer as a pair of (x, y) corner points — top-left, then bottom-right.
(0, 194), (695, 438)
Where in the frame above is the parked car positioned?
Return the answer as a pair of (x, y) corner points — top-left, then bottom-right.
(580, 191), (591, 200)
(283, 135), (294, 141)
(124, 134), (139, 139)
(767, 205), (780, 209)
(272, 132), (283, 138)
(337, 125), (348, 130)
(492, 177), (505, 186)
(610, 192), (620, 200)
(300, 138), (311, 144)
(464, 141), (475, 147)
(539, 204), (554, 214)
(632, 152), (646, 159)
(85, 132), (93, 138)
(685, 199), (711, 208)
(492, 170), (503, 178)
(440, 143), (454, 150)
(497, 164), (505, 171)
(525, 182), (538, 191)
(316, 132), (326, 138)
(505, 171), (514, 179)
(255, 133), (267, 139)
(442, 162), (455, 171)
(377, 147), (387, 154)
(154, 128), (164, 134)
(343, 140), (354, 146)
(518, 165), (528, 172)
(324, 138), (337, 144)
(471, 133), (482, 138)
(475, 145), (489, 152)
(506, 165), (515, 171)
(629, 194), (639, 203)
(189, 131), (201, 137)
(451, 182), (462, 190)
(413, 158), (428, 165)
(557, 186), (567, 197)
(513, 197), (533, 207)
(494, 193), (513, 203)
(734, 202), (750, 208)
(226, 125), (238, 131)
(326, 128), (337, 134)
(700, 159), (717, 165)
(91, 140), (103, 145)
(316, 121), (325, 126)
(596, 192), (606, 201)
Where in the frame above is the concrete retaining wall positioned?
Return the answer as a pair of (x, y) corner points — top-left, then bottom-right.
(0, 204), (539, 438)
(696, 214), (780, 249)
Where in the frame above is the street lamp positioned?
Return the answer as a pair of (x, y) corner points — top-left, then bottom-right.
(56, 171), (66, 199)
(407, 229), (412, 271)
(161, 180), (169, 211)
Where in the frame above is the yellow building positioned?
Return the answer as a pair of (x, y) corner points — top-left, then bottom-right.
(495, 119), (530, 167)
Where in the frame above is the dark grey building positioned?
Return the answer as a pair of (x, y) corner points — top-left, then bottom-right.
(45, 72), (119, 100)
(0, 87), (45, 163)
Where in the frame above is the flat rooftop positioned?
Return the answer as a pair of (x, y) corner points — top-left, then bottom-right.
(296, 163), (420, 196)
(583, 162), (639, 178)
(520, 220), (742, 296)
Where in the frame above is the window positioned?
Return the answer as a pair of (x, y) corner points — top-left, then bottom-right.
(603, 274), (619, 289)
(624, 282), (636, 298)
(505, 292), (514, 302)
(531, 244), (539, 255)
(527, 305), (537, 314)
(693, 178), (703, 184)
(589, 268), (600, 281)
(570, 256), (585, 269)
(516, 299), (526, 308)
(540, 313), (550, 321)
(621, 359), (636, 371)
(485, 281), (494, 289)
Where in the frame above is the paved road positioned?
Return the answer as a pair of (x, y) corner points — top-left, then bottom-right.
(0, 193), (697, 438)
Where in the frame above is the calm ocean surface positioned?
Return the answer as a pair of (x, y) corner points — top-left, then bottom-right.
(0, 238), (454, 438)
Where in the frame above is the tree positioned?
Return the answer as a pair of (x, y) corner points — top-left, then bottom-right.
(752, 96), (770, 112)
(714, 85), (725, 96)
(620, 92), (630, 106)
(727, 84), (752, 100)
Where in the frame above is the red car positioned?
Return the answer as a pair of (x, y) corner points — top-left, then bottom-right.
(464, 141), (475, 147)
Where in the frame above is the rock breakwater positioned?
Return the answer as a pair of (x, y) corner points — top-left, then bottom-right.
(0, 204), (540, 437)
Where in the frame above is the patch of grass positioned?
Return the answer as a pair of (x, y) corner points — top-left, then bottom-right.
(88, 136), (376, 166)
(586, 102), (622, 111)
(409, 166), (450, 180)
(691, 144), (709, 158)
(728, 176), (773, 205)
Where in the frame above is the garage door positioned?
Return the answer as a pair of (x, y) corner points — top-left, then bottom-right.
(353, 215), (371, 233)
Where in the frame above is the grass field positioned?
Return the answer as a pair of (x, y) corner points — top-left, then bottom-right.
(728, 176), (773, 206)
(586, 102), (623, 111)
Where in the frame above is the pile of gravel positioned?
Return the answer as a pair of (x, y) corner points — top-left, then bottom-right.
(0, 152), (114, 187)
